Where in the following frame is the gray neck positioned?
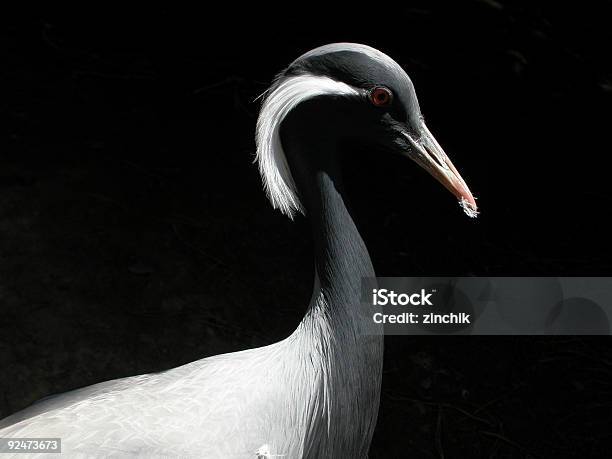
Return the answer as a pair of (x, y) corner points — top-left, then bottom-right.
(281, 134), (381, 330)
(292, 155), (383, 456)
(278, 95), (383, 456)
(308, 170), (375, 312)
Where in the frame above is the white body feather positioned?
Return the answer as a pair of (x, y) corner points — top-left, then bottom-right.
(0, 293), (382, 458)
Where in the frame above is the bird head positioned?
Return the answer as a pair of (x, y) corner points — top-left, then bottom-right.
(256, 43), (477, 219)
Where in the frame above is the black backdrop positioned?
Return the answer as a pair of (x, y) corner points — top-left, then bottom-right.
(2, 2), (612, 457)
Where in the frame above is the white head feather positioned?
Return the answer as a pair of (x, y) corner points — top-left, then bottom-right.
(255, 74), (359, 218)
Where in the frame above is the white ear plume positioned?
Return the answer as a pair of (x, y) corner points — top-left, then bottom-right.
(255, 74), (359, 218)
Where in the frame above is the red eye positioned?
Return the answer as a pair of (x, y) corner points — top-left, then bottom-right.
(370, 87), (393, 107)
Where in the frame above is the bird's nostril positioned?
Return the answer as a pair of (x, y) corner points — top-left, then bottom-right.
(424, 144), (447, 169)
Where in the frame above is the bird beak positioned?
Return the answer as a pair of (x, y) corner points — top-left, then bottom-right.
(402, 125), (478, 217)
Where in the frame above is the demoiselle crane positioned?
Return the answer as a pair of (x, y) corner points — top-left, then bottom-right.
(0, 43), (477, 458)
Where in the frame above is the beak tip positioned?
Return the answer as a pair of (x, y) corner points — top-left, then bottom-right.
(459, 196), (479, 218)
(407, 125), (479, 219)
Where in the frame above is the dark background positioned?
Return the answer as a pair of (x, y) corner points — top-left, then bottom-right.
(2, 2), (612, 457)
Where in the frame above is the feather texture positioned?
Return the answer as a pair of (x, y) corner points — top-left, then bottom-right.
(0, 291), (382, 458)
(255, 75), (359, 218)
